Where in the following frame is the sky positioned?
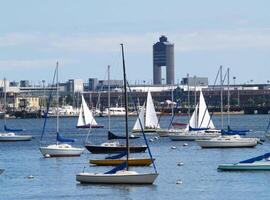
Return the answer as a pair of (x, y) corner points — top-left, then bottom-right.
(0, 0), (270, 85)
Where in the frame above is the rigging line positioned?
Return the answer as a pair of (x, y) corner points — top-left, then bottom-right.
(206, 67), (223, 128)
(40, 64), (58, 142)
(127, 81), (158, 174)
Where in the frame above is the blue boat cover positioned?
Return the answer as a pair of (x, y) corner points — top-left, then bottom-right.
(105, 151), (127, 160)
(221, 126), (249, 135)
(239, 153), (270, 163)
(56, 132), (75, 143)
(189, 126), (209, 131)
(104, 161), (127, 174)
(4, 125), (24, 132)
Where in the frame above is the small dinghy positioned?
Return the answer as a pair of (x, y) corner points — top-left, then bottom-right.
(218, 153), (270, 171)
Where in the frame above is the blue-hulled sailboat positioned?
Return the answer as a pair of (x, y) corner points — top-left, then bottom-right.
(76, 44), (158, 184)
(39, 63), (84, 157)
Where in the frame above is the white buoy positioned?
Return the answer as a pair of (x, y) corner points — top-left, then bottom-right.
(27, 175), (34, 179)
(176, 180), (183, 184)
(171, 146), (176, 149)
(45, 154), (51, 158)
(149, 139), (154, 142)
(183, 143), (188, 146)
(154, 136), (159, 140)
(177, 162), (184, 166)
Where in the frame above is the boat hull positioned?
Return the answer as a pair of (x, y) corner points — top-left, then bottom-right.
(85, 145), (147, 154)
(90, 158), (154, 166)
(76, 124), (104, 128)
(0, 135), (32, 142)
(196, 140), (257, 148)
(76, 172), (158, 184)
(39, 146), (84, 157)
(132, 129), (157, 134)
(169, 133), (220, 141)
(218, 163), (270, 171)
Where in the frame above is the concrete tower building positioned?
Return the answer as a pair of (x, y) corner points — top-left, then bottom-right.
(153, 36), (174, 85)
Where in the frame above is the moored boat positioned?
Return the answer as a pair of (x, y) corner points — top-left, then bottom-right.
(218, 153), (270, 171)
(90, 158), (154, 166)
(196, 135), (259, 148)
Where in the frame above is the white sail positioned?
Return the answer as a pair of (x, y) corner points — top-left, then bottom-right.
(198, 91), (215, 129)
(133, 103), (145, 131)
(81, 95), (98, 126)
(186, 103), (198, 130)
(77, 104), (85, 126)
(145, 91), (159, 129)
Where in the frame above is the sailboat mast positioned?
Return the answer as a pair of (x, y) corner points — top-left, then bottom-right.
(3, 78), (6, 126)
(187, 73), (190, 120)
(121, 44), (129, 170)
(194, 76), (197, 128)
(220, 65), (224, 129)
(56, 62), (59, 134)
(108, 65), (111, 131)
(227, 68), (230, 126)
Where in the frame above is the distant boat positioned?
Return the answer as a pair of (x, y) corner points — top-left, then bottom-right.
(76, 95), (103, 128)
(169, 91), (220, 141)
(39, 63), (84, 157)
(218, 153), (270, 171)
(132, 92), (160, 133)
(76, 44), (158, 184)
(0, 78), (32, 142)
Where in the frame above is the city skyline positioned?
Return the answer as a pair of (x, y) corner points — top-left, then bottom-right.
(0, 1), (270, 84)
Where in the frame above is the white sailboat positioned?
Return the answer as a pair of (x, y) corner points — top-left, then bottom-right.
(76, 95), (103, 128)
(196, 67), (259, 148)
(76, 44), (158, 184)
(169, 90), (220, 141)
(39, 63), (84, 157)
(196, 134), (259, 148)
(0, 78), (32, 142)
(132, 91), (160, 133)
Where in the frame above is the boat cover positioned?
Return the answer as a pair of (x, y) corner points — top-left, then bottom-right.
(56, 132), (75, 143)
(105, 151), (127, 160)
(239, 153), (270, 163)
(4, 125), (24, 132)
(104, 161), (127, 174)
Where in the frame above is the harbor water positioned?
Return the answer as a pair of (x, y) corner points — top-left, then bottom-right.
(1, 114), (270, 200)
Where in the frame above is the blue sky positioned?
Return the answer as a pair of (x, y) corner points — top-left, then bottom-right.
(0, 0), (270, 85)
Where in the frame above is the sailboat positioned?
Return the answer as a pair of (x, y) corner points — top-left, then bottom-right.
(169, 90), (221, 141)
(76, 95), (103, 128)
(39, 63), (84, 157)
(132, 91), (160, 133)
(0, 78), (32, 142)
(196, 67), (259, 148)
(218, 153), (270, 171)
(85, 65), (146, 154)
(76, 44), (158, 184)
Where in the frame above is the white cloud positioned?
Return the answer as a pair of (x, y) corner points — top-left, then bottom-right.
(0, 59), (78, 69)
(1, 29), (270, 53)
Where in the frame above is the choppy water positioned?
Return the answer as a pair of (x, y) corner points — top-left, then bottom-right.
(1, 115), (270, 200)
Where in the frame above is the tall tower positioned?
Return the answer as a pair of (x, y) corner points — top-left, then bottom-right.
(153, 36), (174, 85)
